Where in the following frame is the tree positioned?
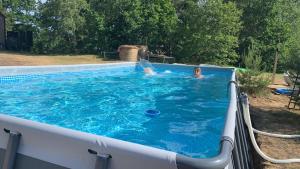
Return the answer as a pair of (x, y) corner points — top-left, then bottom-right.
(140, 0), (178, 53)
(286, 3), (300, 74)
(0, 0), (36, 31)
(77, 7), (105, 53)
(34, 0), (89, 53)
(265, 0), (298, 83)
(89, 0), (177, 53)
(174, 0), (242, 65)
(90, 0), (144, 51)
(236, 0), (299, 75)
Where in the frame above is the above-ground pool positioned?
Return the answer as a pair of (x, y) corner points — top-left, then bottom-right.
(0, 63), (244, 169)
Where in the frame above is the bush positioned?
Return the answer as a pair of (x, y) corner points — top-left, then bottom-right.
(237, 71), (271, 95)
(237, 46), (271, 95)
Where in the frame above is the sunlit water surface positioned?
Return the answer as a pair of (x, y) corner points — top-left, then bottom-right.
(0, 65), (232, 158)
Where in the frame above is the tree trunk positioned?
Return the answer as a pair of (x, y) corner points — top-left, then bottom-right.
(272, 49), (279, 84)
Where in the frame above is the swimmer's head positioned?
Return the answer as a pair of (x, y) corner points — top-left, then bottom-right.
(194, 67), (202, 78)
(194, 67), (201, 74)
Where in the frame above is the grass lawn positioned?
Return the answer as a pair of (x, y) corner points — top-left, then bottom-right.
(0, 51), (118, 66)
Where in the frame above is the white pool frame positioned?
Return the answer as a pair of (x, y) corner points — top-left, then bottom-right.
(0, 63), (237, 169)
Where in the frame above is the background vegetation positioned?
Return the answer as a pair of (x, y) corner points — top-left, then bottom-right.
(1, 0), (300, 72)
(237, 45), (271, 95)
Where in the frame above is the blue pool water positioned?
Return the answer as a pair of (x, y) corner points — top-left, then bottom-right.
(0, 65), (232, 158)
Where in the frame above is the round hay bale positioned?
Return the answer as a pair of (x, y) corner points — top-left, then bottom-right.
(118, 45), (139, 61)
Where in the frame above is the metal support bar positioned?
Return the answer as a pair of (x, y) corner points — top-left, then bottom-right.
(88, 149), (112, 169)
(234, 91), (254, 169)
(232, 139), (242, 169)
(94, 154), (111, 169)
(2, 128), (22, 169)
(230, 78), (254, 169)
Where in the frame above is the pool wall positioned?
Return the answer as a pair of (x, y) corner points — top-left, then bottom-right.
(0, 63), (247, 169)
(0, 114), (177, 169)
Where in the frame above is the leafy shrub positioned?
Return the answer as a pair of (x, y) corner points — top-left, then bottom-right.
(237, 46), (271, 95)
(237, 71), (271, 95)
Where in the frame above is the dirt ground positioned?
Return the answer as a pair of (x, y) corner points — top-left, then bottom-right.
(0, 51), (117, 66)
(249, 77), (300, 169)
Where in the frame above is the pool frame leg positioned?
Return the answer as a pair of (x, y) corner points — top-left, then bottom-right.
(88, 149), (112, 169)
(94, 154), (111, 169)
(2, 128), (22, 169)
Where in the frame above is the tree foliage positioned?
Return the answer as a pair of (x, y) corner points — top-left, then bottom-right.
(0, 0), (36, 31)
(173, 0), (242, 65)
(33, 0), (89, 53)
(33, 0), (177, 54)
(286, 3), (300, 73)
(236, 0), (299, 71)
(89, 0), (178, 52)
(2, 0), (300, 71)
(140, 0), (178, 52)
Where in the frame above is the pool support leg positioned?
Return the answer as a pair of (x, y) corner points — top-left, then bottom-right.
(94, 154), (111, 169)
(88, 149), (112, 169)
(2, 128), (21, 169)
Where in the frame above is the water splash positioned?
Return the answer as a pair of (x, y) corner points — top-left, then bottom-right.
(139, 59), (155, 70)
(139, 59), (156, 75)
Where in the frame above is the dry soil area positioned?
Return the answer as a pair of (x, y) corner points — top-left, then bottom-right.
(249, 77), (300, 169)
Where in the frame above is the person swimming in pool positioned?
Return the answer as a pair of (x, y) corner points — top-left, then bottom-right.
(144, 67), (155, 75)
(194, 67), (204, 79)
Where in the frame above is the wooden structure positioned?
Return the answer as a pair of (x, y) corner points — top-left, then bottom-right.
(147, 53), (175, 63)
(0, 12), (5, 49)
(287, 72), (300, 109)
(136, 45), (175, 63)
